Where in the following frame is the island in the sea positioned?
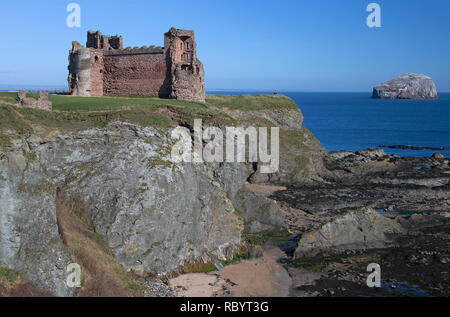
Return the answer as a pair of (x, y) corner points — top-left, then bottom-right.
(372, 73), (438, 100)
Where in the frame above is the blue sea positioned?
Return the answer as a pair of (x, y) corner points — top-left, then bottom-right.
(209, 91), (450, 158)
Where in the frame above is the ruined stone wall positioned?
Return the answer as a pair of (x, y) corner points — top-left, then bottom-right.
(68, 47), (92, 96)
(87, 31), (101, 49)
(103, 52), (170, 97)
(171, 64), (206, 103)
(17, 91), (52, 111)
(165, 28), (206, 102)
(107, 36), (123, 50)
(89, 50), (104, 97)
(68, 29), (205, 102)
(87, 31), (123, 50)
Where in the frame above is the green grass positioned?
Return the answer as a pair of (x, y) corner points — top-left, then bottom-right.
(0, 267), (19, 284)
(220, 253), (250, 266)
(0, 92), (237, 130)
(180, 261), (218, 274)
(201, 263), (218, 273)
(0, 92), (297, 116)
(206, 94), (299, 111)
(48, 95), (204, 111)
(280, 127), (314, 152)
(0, 92), (19, 102)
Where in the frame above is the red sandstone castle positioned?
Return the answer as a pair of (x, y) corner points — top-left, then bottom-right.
(68, 28), (205, 102)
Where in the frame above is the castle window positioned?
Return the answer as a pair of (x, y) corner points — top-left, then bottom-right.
(180, 43), (183, 50)
(95, 56), (99, 62)
(186, 53), (190, 61)
(186, 42), (190, 49)
(182, 65), (193, 73)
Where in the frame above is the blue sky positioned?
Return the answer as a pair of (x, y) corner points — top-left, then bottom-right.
(0, 0), (449, 92)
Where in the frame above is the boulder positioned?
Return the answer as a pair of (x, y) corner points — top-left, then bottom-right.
(431, 153), (445, 160)
(372, 73), (438, 100)
(294, 207), (406, 259)
(355, 148), (387, 160)
(328, 151), (354, 161)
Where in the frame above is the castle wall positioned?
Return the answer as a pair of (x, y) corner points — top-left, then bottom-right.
(171, 62), (205, 103)
(68, 48), (92, 96)
(68, 28), (205, 102)
(89, 50), (104, 97)
(102, 52), (170, 97)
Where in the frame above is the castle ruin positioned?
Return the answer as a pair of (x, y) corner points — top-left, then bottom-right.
(68, 28), (205, 102)
(17, 91), (52, 111)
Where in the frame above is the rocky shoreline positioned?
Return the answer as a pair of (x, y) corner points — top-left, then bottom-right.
(268, 149), (449, 297)
(272, 149), (449, 216)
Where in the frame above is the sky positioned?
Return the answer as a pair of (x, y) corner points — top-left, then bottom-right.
(0, 0), (449, 92)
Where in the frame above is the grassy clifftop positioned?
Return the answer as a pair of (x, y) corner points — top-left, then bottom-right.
(0, 92), (299, 112)
(206, 94), (299, 111)
(0, 92), (301, 146)
(0, 92), (327, 183)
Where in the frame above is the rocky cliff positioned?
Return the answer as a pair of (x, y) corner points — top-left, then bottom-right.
(0, 93), (327, 296)
(372, 73), (438, 100)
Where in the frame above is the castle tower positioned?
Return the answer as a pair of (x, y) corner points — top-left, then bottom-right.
(87, 31), (123, 50)
(164, 28), (206, 102)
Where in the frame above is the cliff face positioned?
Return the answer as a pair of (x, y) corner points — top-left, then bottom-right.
(0, 123), (245, 293)
(372, 73), (438, 100)
(0, 94), (327, 296)
(0, 159), (74, 296)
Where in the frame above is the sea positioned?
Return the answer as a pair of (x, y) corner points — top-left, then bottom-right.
(2, 88), (449, 157)
(209, 91), (450, 158)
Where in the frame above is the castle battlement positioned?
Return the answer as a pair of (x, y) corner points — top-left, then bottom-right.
(104, 46), (165, 56)
(68, 28), (205, 102)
